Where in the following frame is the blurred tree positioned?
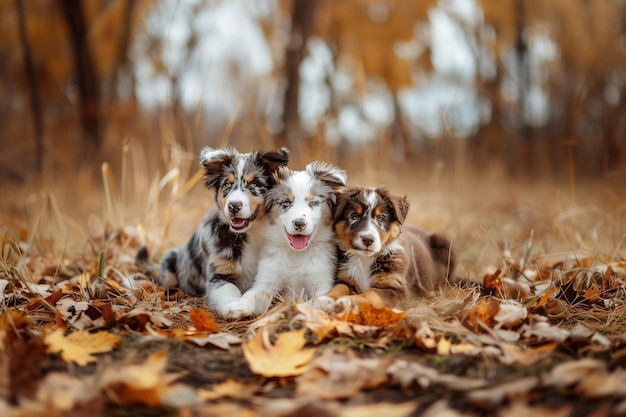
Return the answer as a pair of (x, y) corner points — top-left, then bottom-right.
(280, 0), (318, 151)
(15, 0), (43, 173)
(59, 0), (101, 158)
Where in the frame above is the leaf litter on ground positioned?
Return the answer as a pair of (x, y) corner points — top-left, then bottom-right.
(1, 180), (625, 416)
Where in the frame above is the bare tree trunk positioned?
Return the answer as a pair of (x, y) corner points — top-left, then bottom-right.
(15, 0), (44, 174)
(514, 0), (532, 177)
(279, 0), (318, 151)
(114, 0), (137, 102)
(59, 0), (101, 159)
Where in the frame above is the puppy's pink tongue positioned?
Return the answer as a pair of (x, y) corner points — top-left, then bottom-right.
(288, 234), (310, 250)
(231, 218), (248, 229)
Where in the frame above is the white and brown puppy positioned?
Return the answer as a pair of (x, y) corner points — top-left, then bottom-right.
(223, 162), (346, 318)
(321, 186), (455, 310)
(155, 146), (289, 317)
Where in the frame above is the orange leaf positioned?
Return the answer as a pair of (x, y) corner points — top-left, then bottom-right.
(339, 303), (407, 327)
(189, 308), (220, 333)
(532, 286), (557, 308)
(468, 298), (501, 328)
(483, 268), (502, 290)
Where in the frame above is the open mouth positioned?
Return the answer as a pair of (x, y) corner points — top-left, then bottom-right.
(230, 217), (250, 231)
(287, 233), (312, 250)
(229, 207), (259, 231)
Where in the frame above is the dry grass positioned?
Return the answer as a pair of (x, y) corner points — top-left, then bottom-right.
(1, 137), (626, 415)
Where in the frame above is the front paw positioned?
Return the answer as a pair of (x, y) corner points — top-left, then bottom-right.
(334, 296), (356, 313)
(312, 295), (355, 313)
(312, 295), (337, 312)
(220, 299), (254, 319)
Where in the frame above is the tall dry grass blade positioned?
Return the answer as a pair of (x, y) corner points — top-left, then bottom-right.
(102, 162), (121, 225)
(179, 168), (203, 199)
(121, 139), (130, 223)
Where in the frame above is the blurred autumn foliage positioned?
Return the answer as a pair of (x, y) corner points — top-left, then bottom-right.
(1, 0), (626, 185)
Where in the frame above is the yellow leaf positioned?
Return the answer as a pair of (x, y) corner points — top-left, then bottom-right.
(242, 328), (316, 377)
(45, 330), (121, 366)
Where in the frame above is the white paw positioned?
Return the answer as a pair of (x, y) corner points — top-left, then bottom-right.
(335, 296), (356, 313)
(312, 295), (336, 312)
(220, 299), (254, 319)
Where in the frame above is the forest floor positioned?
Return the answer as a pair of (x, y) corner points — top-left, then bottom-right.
(1, 169), (625, 417)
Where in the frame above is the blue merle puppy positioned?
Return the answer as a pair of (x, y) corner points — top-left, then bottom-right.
(158, 146), (289, 317)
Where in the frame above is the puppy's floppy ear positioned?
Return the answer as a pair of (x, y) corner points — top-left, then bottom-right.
(259, 147), (290, 174)
(306, 161), (347, 191)
(200, 147), (235, 191)
(332, 186), (359, 220)
(378, 187), (410, 225)
(265, 166), (291, 213)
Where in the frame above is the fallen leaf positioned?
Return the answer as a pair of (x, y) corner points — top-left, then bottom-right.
(45, 330), (121, 366)
(466, 376), (539, 409)
(338, 303), (407, 327)
(493, 301), (528, 328)
(468, 298), (500, 328)
(189, 308), (220, 333)
(36, 372), (95, 412)
(187, 332), (241, 349)
(198, 379), (259, 400)
(499, 342), (557, 366)
(296, 349), (390, 399)
(242, 328), (316, 377)
(340, 401), (418, 417)
(296, 303), (340, 342)
(100, 352), (198, 408)
(497, 401), (573, 417)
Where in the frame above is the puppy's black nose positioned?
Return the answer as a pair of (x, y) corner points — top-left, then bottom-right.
(293, 218), (307, 231)
(228, 201), (242, 214)
(361, 234), (375, 247)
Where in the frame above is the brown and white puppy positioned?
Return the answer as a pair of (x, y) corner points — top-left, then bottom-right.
(320, 186), (455, 310)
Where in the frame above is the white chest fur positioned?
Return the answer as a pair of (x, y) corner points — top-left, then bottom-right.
(346, 256), (375, 292)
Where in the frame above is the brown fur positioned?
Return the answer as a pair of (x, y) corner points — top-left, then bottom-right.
(328, 186), (456, 309)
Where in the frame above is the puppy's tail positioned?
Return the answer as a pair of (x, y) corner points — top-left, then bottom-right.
(428, 234), (457, 283)
(135, 246), (164, 284)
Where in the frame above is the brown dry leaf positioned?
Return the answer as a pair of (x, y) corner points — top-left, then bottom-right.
(45, 330), (121, 366)
(466, 376), (539, 409)
(468, 298), (501, 328)
(296, 349), (390, 399)
(296, 303), (341, 342)
(497, 401), (574, 417)
(388, 358), (487, 391)
(545, 359), (626, 398)
(189, 308), (220, 333)
(36, 372), (96, 412)
(100, 352), (198, 408)
(242, 328), (316, 377)
(499, 342), (557, 366)
(198, 379), (259, 401)
(483, 268), (502, 290)
(340, 401), (418, 417)
(531, 287), (557, 308)
(187, 332), (242, 349)
(338, 303), (407, 327)
(493, 301), (528, 328)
